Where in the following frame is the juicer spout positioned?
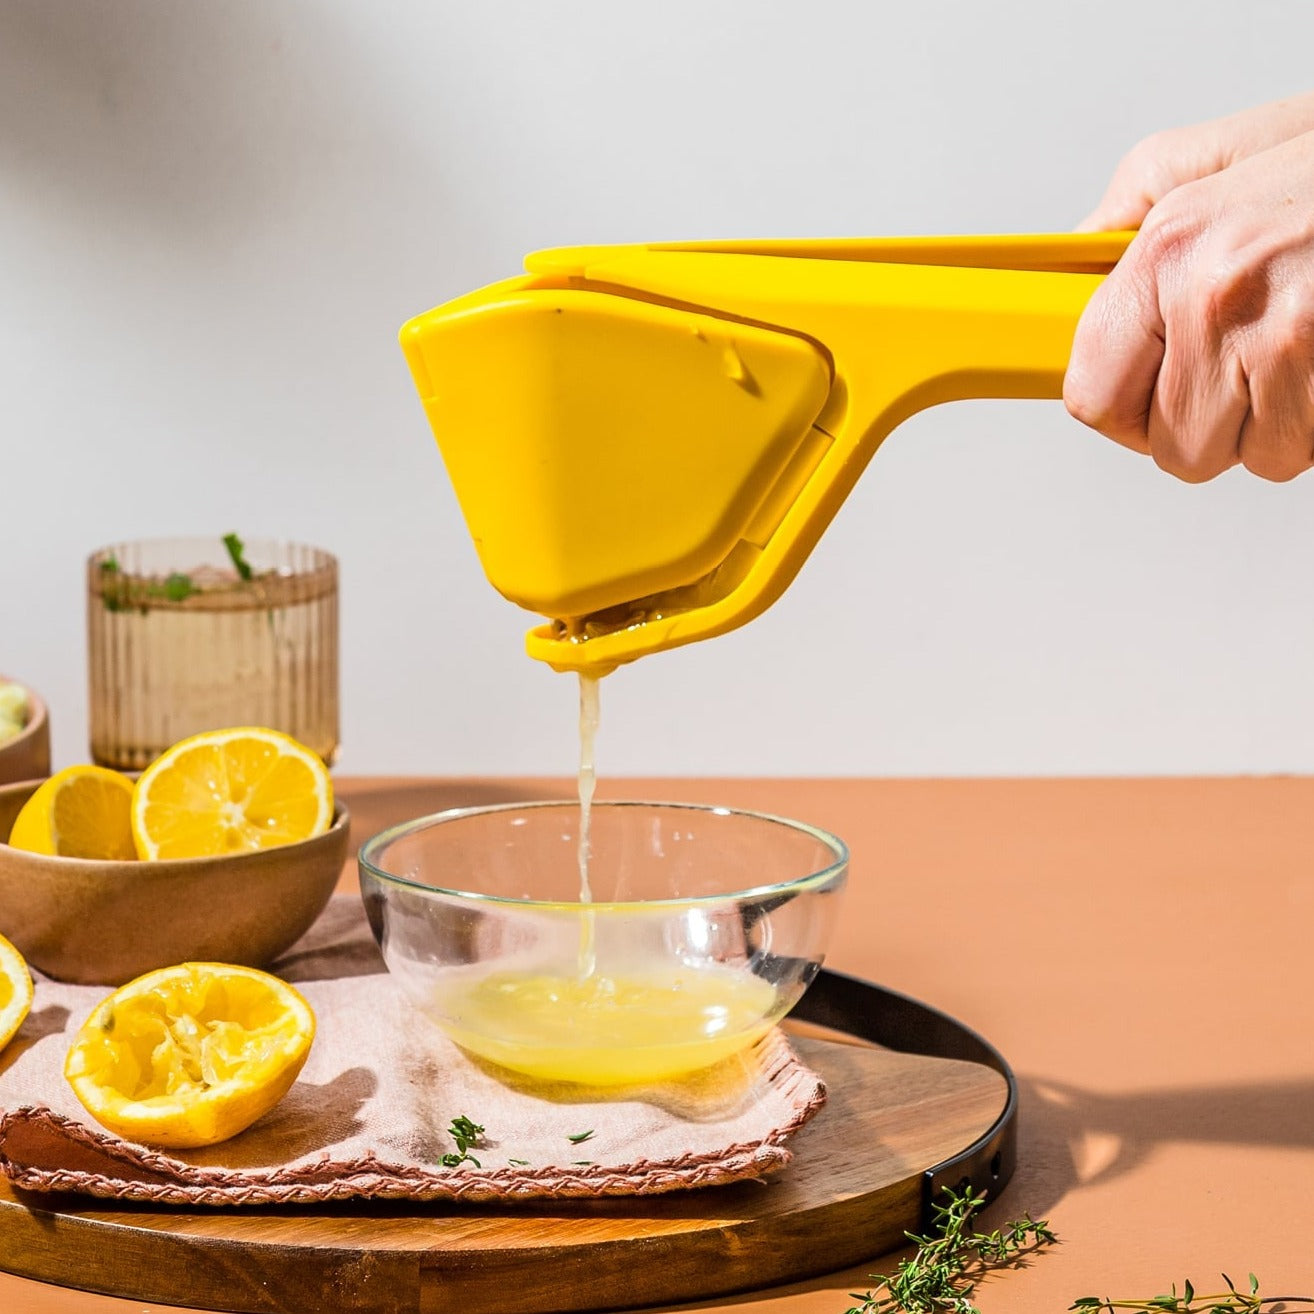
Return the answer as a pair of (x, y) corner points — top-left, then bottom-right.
(399, 232), (1133, 675)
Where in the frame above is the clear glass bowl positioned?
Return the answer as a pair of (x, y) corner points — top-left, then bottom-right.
(358, 801), (848, 1086)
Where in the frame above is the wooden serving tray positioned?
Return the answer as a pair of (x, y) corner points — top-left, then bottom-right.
(0, 1032), (1006, 1314)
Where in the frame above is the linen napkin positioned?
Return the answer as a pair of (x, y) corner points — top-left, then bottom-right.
(0, 897), (825, 1205)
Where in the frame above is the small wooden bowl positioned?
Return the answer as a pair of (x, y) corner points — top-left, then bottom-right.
(0, 680), (50, 786)
(0, 779), (349, 985)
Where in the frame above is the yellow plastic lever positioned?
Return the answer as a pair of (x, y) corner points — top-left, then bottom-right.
(399, 232), (1133, 675)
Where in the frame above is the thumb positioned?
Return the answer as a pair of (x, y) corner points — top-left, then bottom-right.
(1075, 126), (1233, 233)
(1073, 96), (1314, 233)
(1075, 193), (1154, 233)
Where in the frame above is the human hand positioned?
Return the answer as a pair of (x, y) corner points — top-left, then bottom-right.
(1064, 94), (1314, 481)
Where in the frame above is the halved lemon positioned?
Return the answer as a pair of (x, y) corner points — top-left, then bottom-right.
(64, 962), (316, 1148)
(131, 727), (333, 861)
(0, 933), (33, 1054)
(7, 765), (136, 860)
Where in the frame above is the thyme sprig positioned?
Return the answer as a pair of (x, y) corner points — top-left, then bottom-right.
(440, 1114), (485, 1168)
(847, 1186), (1056, 1314)
(222, 531), (254, 581)
(1073, 1274), (1314, 1314)
(845, 1188), (1311, 1314)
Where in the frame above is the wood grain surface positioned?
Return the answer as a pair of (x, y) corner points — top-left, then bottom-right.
(0, 1035), (1005, 1314)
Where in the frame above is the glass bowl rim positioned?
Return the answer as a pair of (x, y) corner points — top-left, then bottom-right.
(357, 799), (849, 910)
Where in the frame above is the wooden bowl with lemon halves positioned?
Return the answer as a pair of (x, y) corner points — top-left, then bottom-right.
(0, 778), (349, 986)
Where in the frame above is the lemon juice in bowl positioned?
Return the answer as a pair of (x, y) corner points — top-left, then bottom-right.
(358, 799), (847, 1087)
(434, 960), (780, 1086)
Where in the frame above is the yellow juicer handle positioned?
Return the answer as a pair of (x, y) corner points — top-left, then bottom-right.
(400, 231), (1134, 676)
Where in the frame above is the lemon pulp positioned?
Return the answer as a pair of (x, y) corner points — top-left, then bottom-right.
(436, 965), (779, 1085)
(7, 765), (135, 860)
(130, 726), (333, 860)
(65, 963), (316, 1148)
(0, 933), (32, 1053)
(98, 976), (301, 1099)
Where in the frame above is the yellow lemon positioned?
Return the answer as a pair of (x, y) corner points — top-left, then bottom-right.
(7, 765), (136, 860)
(0, 933), (34, 1054)
(64, 962), (315, 1148)
(131, 726), (333, 861)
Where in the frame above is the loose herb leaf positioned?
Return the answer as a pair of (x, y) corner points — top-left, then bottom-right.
(1067, 1274), (1314, 1314)
(440, 1114), (485, 1169)
(449, 1115), (484, 1153)
(508, 1158), (530, 1167)
(102, 562), (199, 612)
(848, 1186), (1056, 1314)
(440, 1151), (481, 1168)
(163, 572), (196, 603)
(222, 532), (254, 581)
(100, 554), (125, 611)
(567, 1130), (594, 1145)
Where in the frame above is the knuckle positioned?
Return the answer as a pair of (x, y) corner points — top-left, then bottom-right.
(1064, 370), (1148, 450)
(1267, 296), (1314, 360)
(1240, 439), (1309, 481)
(1121, 129), (1176, 179)
(1119, 125), (1216, 203)
(1195, 252), (1267, 335)
(1062, 370), (1101, 427)
(1151, 438), (1229, 484)
(1064, 317), (1115, 427)
(1063, 370), (1139, 441)
(1132, 202), (1197, 272)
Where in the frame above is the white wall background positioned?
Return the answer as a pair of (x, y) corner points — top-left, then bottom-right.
(4, 0), (1314, 778)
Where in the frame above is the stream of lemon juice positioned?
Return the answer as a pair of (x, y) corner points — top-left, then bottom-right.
(575, 671), (601, 977)
(438, 676), (778, 1086)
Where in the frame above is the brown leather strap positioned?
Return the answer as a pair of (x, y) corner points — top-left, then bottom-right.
(793, 968), (1017, 1230)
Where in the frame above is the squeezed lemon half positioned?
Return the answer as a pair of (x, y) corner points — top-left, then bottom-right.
(131, 726), (333, 861)
(65, 962), (316, 1148)
(0, 933), (33, 1054)
(7, 765), (136, 860)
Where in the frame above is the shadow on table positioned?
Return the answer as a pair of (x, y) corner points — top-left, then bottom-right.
(634, 1071), (1314, 1312)
(1002, 1070), (1314, 1221)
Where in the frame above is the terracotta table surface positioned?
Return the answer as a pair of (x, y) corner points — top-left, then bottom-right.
(5, 775), (1313, 1314)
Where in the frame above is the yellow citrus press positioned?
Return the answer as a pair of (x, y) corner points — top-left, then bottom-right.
(400, 231), (1133, 676)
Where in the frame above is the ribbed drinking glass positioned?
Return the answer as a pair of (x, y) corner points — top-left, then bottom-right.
(87, 537), (338, 770)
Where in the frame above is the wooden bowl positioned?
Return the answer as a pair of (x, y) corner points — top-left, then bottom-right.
(0, 680), (50, 786)
(0, 779), (349, 985)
